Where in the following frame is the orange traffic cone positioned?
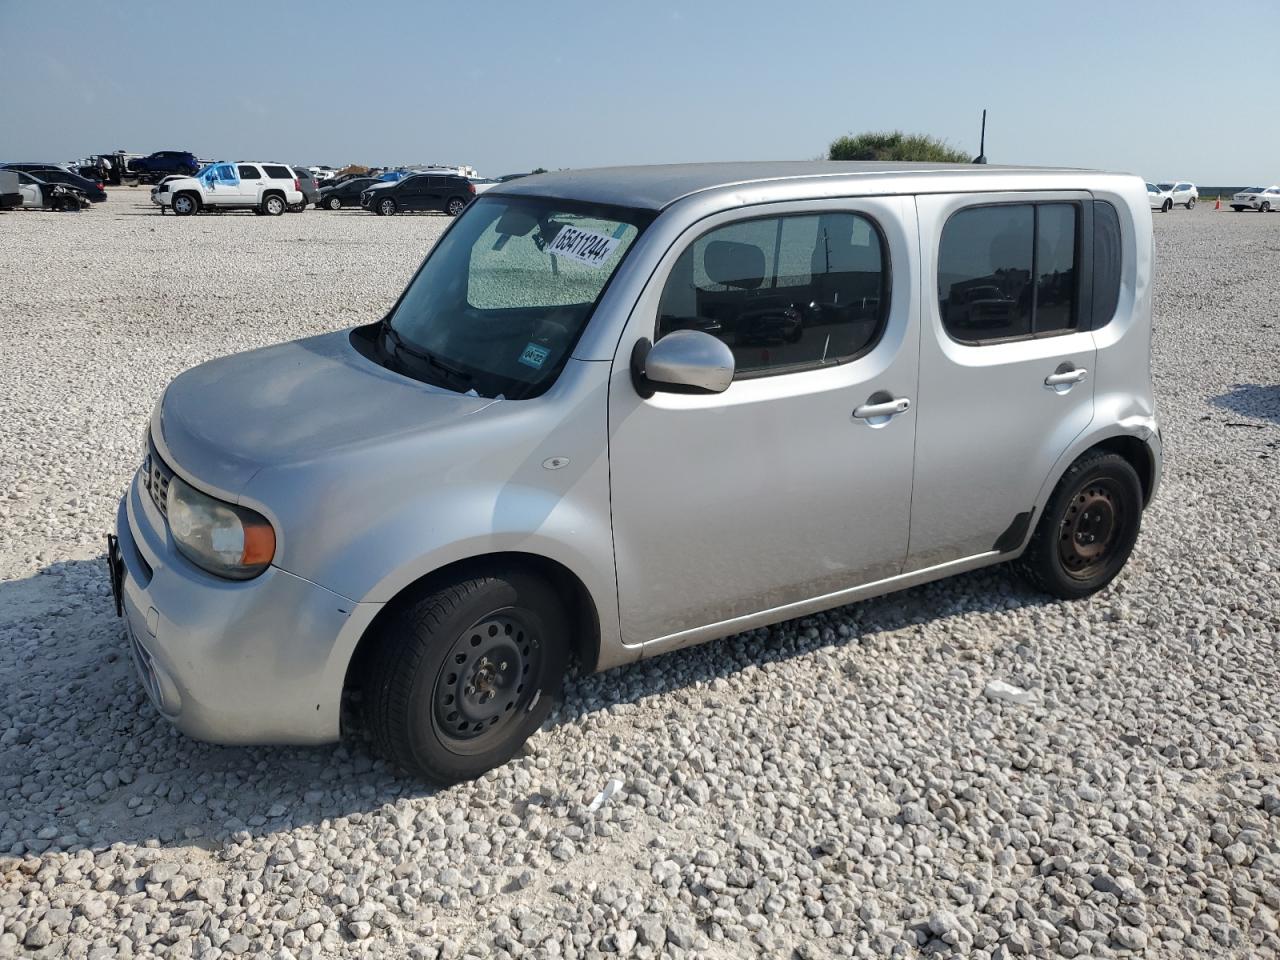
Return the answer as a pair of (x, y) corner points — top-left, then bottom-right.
(1215, 197), (1221, 210)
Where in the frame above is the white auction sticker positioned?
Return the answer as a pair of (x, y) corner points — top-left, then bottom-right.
(546, 226), (621, 268)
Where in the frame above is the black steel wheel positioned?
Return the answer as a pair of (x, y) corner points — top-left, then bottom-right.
(1017, 451), (1144, 599)
(432, 612), (544, 753)
(362, 566), (569, 783)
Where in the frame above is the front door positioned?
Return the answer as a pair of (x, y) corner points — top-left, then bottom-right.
(608, 197), (921, 648)
(201, 164), (238, 206)
(907, 193), (1098, 571)
(399, 175), (430, 210)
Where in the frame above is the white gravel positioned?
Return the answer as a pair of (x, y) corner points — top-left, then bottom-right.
(1, 191), (1278, 959)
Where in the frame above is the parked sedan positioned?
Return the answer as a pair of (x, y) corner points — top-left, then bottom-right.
(1230, 186), (1280, 212)
(1147, 182), (1173, 212)
(3, 164), (106, 202)
(317, 176), (378, 210)
(359, 174), (475, 216)
(14, 171), (90, 210)
(1156, 182), (1197, 209)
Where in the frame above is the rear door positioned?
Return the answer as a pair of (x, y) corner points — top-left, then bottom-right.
(237, 165), (265, 205)
(907, 192), (1097, 571)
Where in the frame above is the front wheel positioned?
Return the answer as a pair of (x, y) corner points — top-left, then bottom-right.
(446, 196), (467, 217)
(1162, 199), (1172, 213)
(1231, 206), (1245, 212)
(172, 193), (198, 216)
(1017, 451), (1143, 600)
(262, 194), (286, 216)
(327, 196), (342, 210)
(363, 568), (569, 783)
(379, 197), (398, 216)
(1262, 202), (1272, 214)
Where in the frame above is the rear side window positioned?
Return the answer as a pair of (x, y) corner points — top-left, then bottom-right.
(938, 202), (1079, 343)
(261, 165), (292, 180)
(237, 165), (261, 179)
(657, 212), (890, 378)
(1092, 201), (1122, 329)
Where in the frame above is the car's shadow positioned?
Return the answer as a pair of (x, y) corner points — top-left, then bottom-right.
(0, 553), (1054, 857)
(1210, 383), (1280, 425)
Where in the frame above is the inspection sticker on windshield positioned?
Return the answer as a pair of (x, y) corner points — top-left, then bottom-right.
(519, 342), (551, 369)
(546, 226), (622, 268)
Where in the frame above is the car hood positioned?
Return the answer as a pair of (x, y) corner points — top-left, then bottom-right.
(155, 329), (499, 496)
(366, 181), (397, 191)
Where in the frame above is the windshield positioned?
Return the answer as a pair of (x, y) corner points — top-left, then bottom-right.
(1243, 187), (1262, 193)
(1156, 183), (1173, 191)
(382, 195), (652, 399)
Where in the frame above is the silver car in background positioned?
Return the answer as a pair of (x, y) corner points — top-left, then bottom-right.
(109, 162), (1161, 782)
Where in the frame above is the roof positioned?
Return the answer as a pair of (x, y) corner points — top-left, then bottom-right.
(489, 161), (1101, 211)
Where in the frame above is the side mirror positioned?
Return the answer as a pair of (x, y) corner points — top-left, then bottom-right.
(631, 330), (735, 398)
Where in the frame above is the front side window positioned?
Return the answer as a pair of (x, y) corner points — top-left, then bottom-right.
(381, 195), (650, 399)
(939, 202), (1079, 343)
(657, 212), (889, 377)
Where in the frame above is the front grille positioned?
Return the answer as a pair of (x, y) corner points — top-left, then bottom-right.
(141, 438), (174, 518)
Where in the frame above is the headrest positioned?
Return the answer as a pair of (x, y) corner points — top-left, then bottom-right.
(704, 240), (765, 290)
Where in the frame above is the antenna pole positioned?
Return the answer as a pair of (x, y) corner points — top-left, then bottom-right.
(973, 109), (988, 164)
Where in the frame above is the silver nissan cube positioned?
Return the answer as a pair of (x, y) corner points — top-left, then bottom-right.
(109, 162), (1161, 782)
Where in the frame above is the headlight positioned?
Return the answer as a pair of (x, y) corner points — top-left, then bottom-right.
(166, 476), (275, 580)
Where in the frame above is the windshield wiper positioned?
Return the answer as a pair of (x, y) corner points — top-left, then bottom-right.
(379, 318), (473, 385)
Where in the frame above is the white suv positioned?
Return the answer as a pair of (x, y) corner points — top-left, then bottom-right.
(155, 162), (304, 216)
(1155, 181), (1197, 210)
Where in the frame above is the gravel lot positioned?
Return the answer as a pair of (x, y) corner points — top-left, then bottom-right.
(1, 190), (1278, 960)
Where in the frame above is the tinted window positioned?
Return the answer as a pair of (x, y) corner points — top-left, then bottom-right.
(657, 212), (889, 377)
(939, 202), (1081, 343)
(261, 165), (292, 180)
(939, 205), (1033, 341)
(1034, 204), (1078, 334)
(1092, 201), (1122, 329)
(237, 165), (260, 179)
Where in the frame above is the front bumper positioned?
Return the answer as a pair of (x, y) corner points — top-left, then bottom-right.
(113, 471), (379, 745)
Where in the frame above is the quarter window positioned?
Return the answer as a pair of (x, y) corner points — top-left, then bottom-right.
(1092, 200), (1122, 329)
(939, 202), (1080, 343)
(657, 212), (889, 377)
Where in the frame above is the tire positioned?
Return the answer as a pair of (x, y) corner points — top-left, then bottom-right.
(1162, 199), (1172, 213)
(379, 197), (398, 217)
(262, 194), (286, 216)
(327, 196), (342, 210)
(1231, 206), (1245, 212)
(171, 193), (198, 216)
(1185, 198), (1195, 210)
(1262, 202), (1272, 214)
(363, 567), (569, 783)
(446, 196), (467, 217)
(1017, 451), (1143, 600)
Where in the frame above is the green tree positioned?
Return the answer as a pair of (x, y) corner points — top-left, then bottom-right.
(828, 131), (969, 163)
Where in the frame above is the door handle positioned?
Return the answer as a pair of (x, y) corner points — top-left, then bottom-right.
(1044, 368), (1088, 387)
(853, 396), (911, 420)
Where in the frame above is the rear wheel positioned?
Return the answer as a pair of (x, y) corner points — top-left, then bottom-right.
(446, 196), (467, 217)
(327, 196), (342, 210)
(262, 194), (286, 216)
(1162, 199), (1172, 213)
(1185, 197), (1195, 210)
(171, 193), (198, 216)
(1017, 451), (1143, 600)
(362, 567), (569, 783)
(379, 197), (398, 216)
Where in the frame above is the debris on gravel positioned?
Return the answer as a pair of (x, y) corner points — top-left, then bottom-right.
(0, 192), (1278, 958)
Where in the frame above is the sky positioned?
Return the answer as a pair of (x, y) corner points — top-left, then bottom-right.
(1, 0), (1277, 185)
